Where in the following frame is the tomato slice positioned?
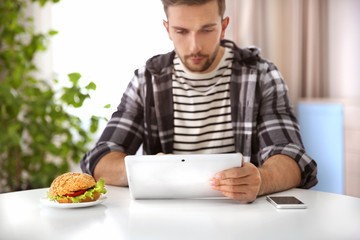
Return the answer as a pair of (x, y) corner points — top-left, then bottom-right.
(65, 189), (87, 197)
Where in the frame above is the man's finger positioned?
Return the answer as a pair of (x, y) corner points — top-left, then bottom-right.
(221, 191), (256, 203)
(211, 182), (259, 202)
(215, 166), (247, 180)
(212, 184), (247, 194)
(216, 177), (251, 186)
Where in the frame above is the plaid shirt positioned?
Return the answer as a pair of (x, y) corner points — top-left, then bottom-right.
(80, 40), (317, 189)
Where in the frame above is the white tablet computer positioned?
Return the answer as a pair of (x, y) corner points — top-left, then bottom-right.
(125, 153), (243, 199)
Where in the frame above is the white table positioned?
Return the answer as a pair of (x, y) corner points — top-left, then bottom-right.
(0, 186), (359, 240)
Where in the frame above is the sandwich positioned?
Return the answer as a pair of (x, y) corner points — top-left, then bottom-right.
(47, 172), (107, 203)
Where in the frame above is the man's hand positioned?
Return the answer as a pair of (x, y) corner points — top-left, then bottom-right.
(209, 161), (261, 203)
(209, 154), (302, 203)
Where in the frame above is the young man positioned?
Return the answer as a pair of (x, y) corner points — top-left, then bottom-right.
(81, 0), (317, 203)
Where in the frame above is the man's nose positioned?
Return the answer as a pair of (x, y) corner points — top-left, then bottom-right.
(189, 33), (201, 54)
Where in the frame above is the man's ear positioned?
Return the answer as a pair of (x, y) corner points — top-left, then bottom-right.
(163, 20), (172, 40)
(220, 17), (229, 40)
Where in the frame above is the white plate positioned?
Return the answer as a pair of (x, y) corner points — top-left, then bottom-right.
(40, 195), (107, 208)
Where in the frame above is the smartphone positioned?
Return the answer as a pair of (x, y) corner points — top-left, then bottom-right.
(266, 196), (307, 209)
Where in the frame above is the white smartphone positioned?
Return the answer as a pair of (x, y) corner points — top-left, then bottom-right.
(266, 196), (307, 209)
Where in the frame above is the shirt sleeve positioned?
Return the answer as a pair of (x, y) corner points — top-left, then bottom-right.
(256, 61), (318, 189)
(80, 70), (146, 175)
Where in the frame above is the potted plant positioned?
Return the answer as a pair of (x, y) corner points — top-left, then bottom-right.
(0, 0), (105, 192)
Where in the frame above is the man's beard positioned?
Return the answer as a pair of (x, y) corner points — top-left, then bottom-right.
(179, 45), (220, 73)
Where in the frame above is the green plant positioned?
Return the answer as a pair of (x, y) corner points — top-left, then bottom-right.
(0, 0), (105, 192)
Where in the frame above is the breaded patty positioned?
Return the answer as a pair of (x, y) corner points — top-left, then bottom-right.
(49, 172), (96, 196)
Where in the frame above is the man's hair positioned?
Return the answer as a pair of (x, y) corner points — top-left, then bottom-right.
(161, 0), (226, 19)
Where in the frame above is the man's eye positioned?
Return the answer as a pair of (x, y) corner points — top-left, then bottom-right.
(202, 28), (214, 33)
(176, 30), (187, 35)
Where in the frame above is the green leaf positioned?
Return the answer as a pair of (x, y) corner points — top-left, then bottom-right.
(104, 104), (111, 109)
(48, 30), (58, 36)
(90, 116), (100, 133)
(85, 82), (96, 91)
(39, 0), (47, 6)
(68, 72), (81, 85)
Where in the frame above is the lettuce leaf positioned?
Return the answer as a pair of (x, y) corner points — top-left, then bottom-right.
(47, 178), (107, 203)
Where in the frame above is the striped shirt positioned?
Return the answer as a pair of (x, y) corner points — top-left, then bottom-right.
(172, 47), (235, 154)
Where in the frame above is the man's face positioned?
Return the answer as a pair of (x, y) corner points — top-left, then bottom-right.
(164, 0), (229, 73)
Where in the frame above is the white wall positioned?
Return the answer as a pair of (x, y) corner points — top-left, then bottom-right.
(328, 0), (360, 99)
(51, 0), (173, 130)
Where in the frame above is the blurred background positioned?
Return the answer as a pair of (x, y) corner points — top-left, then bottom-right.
(1, 0), (359, 196)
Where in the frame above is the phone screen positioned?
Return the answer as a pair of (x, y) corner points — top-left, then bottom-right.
(269, 196), (303, 204)
(266, 196), (306, 209)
